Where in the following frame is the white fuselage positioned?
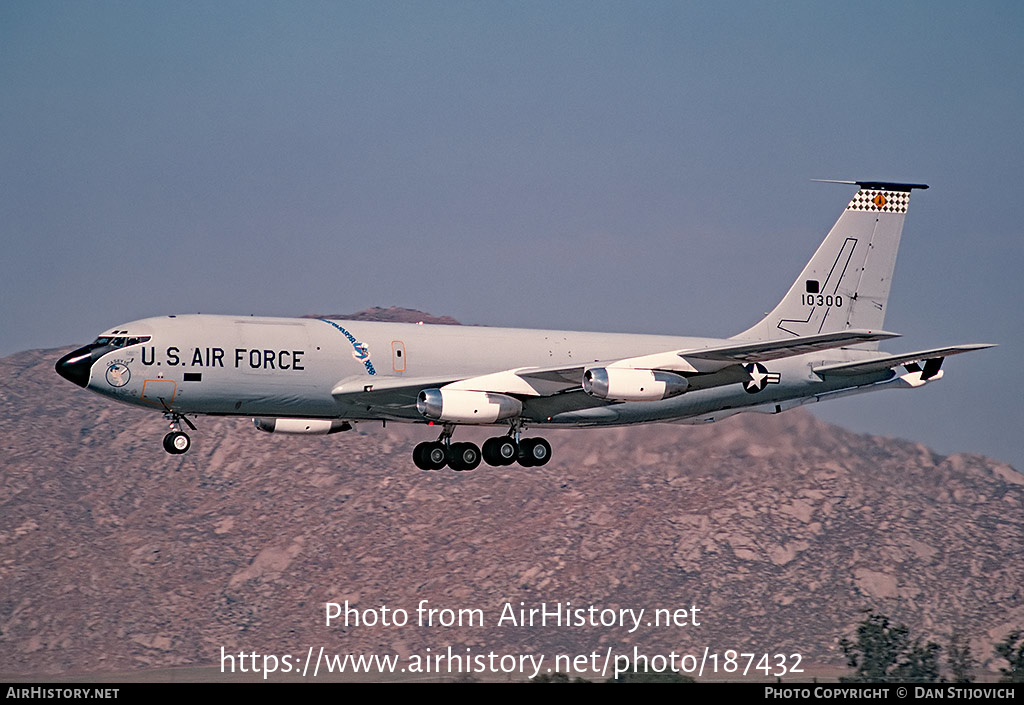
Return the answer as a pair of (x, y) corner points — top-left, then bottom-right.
(71, 314), (895, 428)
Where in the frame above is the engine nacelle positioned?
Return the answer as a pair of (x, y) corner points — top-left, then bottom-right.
(253, 418), (353, 434)
(416, 388), (523, 424)
(582, 367), (689, 401)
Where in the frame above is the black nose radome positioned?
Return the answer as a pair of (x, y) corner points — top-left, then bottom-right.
(55, 347), (94, 388)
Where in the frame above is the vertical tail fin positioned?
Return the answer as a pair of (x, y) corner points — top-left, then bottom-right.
(735, 181), (928, 348)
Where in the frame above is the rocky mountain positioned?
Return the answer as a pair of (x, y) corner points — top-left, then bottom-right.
(0, 318), (1021, 680)
(302, 306), (461, 325)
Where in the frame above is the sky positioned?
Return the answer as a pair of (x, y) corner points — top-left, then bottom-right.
(2, 1), (1021, 469)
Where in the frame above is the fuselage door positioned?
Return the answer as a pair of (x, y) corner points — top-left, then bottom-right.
(141, 379), (177, 408)
(392, 341), (406, 373)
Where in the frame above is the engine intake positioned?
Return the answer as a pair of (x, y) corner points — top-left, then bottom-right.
(417, 388), (522, 424)
(582, 367), (689, 401)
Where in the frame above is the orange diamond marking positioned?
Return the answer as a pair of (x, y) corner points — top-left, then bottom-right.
(873, 193), (887, 208)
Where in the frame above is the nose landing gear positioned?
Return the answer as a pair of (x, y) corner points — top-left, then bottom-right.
(162, 413), (196, 455)
(163, 431), (191, 454)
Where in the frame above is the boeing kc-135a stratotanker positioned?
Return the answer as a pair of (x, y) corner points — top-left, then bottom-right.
(56, 181), (993, 470)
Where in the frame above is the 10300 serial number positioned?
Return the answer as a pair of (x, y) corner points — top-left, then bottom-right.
(801, 294), (843, 307)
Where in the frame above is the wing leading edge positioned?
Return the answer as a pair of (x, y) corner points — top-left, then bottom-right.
(683, 329), (900, 363)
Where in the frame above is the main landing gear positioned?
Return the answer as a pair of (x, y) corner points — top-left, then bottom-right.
(412, 423), (551, 471)
(162, 412), (196, 455)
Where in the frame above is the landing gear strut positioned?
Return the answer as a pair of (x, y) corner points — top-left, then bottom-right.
(412, 420), (551, 470)
(162, 413), (196, 455)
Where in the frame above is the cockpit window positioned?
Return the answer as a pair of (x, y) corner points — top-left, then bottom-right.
(90, 335), (150, 349)
(91, 334), (149, 348)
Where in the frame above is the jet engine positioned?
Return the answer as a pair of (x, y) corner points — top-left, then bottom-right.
(416, 388), (522, 424)
(582, 367), (689, 402)
(253, 418), (352, 434)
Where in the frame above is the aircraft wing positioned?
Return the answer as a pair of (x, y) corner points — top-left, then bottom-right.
(812, 344), (995, 377)
(324, 337), (993, 426)
(329, 330), (913, 419)
(333, 330), (903, 399)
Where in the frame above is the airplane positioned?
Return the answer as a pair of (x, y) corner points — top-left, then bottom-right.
(56, 180), (993, 470)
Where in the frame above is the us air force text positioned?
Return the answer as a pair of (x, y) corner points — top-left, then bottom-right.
(139, 346), (306, 370)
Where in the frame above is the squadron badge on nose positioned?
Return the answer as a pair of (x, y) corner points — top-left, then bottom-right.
(105, 362), (131, 387)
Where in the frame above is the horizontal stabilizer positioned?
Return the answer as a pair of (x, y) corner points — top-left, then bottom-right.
(811, 179), (929, 192)
(685, 330), (900, 364)
(813, 344), (995, 377)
